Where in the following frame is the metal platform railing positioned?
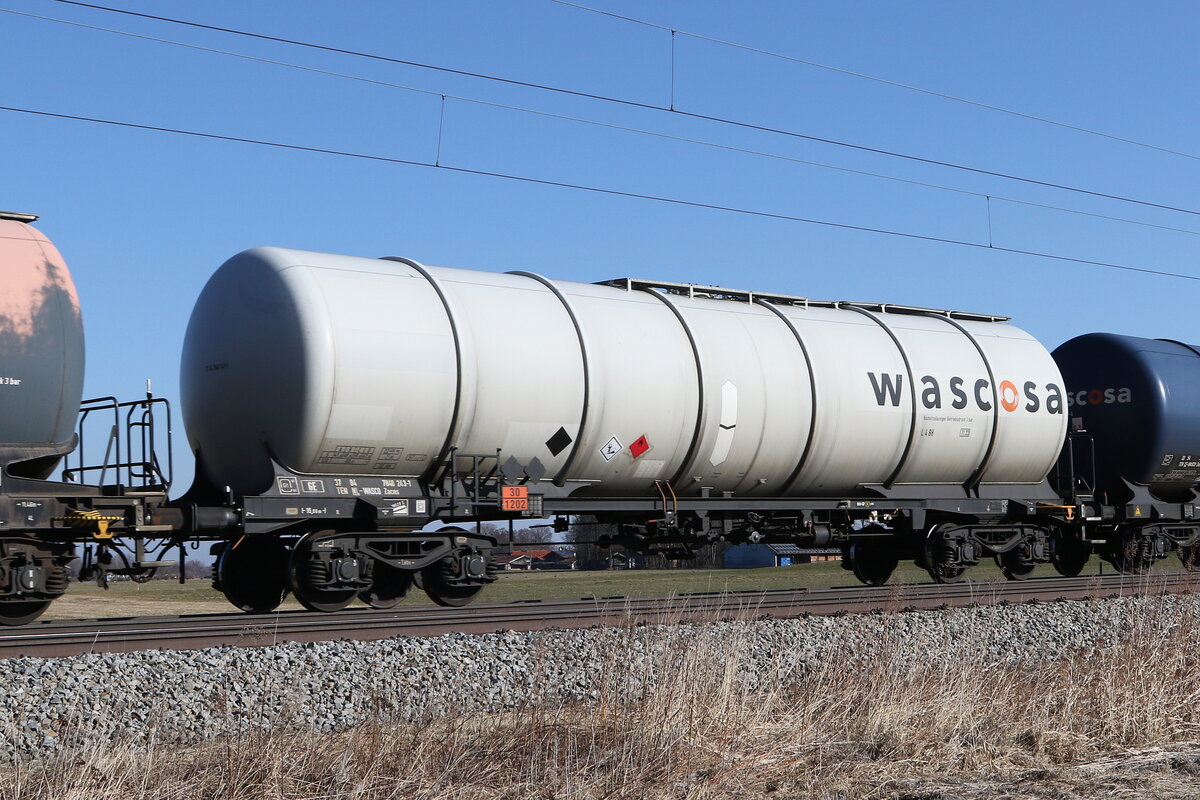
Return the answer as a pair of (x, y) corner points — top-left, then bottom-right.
(61, 386), (173, 491)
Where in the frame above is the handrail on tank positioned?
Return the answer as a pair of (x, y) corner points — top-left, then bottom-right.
(61, 388), (173, 491)
(598, 277), (1011, 322)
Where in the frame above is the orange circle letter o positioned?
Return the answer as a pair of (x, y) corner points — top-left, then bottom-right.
(999, 380), (1020, 412)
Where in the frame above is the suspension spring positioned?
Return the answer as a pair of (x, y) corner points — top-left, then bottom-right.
(306, 559), (330, 587)
(45, 567), (68, 594)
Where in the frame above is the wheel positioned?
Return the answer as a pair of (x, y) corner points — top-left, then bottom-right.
(1051, 535), (1090, 577)
(0, 600), (51, 626)
(923, 524), (967, 584)
(214, 536), (289, 613)
(422, 559), (485, 607)
(288, 531), (358, 613)
(996, 549), (1037, 581)
(846, 542), (898, 586)
(358, 562), (414, 609)
(421, 526), (489, 607)
(1180, 543), (1200, 571)
(1108, 526), (1151, 574)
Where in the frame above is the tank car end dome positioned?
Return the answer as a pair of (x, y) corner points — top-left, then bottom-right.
(0, 217), (84, 478)
(1054, 332), (1200, 501)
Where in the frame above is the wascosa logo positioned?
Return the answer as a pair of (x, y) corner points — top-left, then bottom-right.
(1066, 387), (1132, 407)
(867, 373), (1064, 414)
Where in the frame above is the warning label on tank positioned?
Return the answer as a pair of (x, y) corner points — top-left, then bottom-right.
(629, 434), (651, 459)
(599, 436), (622, 462)
(545, 427), (573, 457)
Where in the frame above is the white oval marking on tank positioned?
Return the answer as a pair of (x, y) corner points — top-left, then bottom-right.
(709, 381), (738, 467)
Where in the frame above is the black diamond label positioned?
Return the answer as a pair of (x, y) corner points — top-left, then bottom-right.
(545, 427), (572, 457)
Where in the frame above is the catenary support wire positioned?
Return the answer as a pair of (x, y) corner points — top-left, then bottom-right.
(10, 6), (1200, 240)
(42, 0), (1200, 220)
(3, 102), (1199, 283)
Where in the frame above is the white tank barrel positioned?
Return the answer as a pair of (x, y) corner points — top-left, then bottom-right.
(181, 248), (1067, 497)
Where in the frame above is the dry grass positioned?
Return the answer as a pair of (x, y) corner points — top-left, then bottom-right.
(7, 597), (1200, 799)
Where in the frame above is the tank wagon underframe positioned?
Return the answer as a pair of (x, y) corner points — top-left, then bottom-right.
(182, 447), (1200, 609)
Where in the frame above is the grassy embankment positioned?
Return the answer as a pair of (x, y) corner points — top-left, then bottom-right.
(43, 556), (1146, 620)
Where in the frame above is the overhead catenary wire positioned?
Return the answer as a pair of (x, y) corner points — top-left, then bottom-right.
(3, 102), (1199, 284)
(43, 0), (1200, 220)
(10, 6), (1200, 240)
(548, 0), (1200, 164)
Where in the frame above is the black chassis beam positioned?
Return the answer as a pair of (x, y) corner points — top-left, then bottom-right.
(242, 489), (1046, 535)
(1108, 500), (1200, 523)
(0, 490), (167, 542)
(240, 464), (1071, 538)
(1075, 500), (1200, 540)
(241, 470), (435, 534)
(540, 495), (1045, 522)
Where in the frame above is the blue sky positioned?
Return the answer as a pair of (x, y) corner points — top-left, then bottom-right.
(3, 0), (1199, 494)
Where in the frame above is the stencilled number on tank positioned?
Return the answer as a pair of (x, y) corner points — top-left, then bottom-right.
(0, 377), (22, 386)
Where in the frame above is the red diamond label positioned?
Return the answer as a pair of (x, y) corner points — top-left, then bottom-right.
(629, 434), (650, 459)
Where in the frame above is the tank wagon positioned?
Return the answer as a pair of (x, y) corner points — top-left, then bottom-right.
(176, 247), (1191, 609)
(1, 216), (1199, 624)
(0, 212), (187, 624)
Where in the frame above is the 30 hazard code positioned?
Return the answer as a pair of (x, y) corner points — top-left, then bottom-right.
(500, 485), (529, 511)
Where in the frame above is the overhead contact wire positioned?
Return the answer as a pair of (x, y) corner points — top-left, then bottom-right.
(548, 0), (1200, 163)
(10, 7), (1200, 239)
(2, 103), (1199, 283)
(44, 0), (1200, 219)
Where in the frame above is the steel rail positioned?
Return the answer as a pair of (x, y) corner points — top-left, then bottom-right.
(3, 571), (1197, 659)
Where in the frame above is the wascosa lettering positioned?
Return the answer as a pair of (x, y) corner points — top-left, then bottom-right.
(1066, 387), (1132, 407)
(867, 373), (1064, 414)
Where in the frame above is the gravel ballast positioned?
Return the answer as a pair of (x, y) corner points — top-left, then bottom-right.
(0, 594), (1191, 761)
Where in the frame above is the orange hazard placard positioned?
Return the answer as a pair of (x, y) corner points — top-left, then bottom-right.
(501, 485), (529, 511)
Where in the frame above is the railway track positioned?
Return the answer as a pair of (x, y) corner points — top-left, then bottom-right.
(3, 571), (1197, 658)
